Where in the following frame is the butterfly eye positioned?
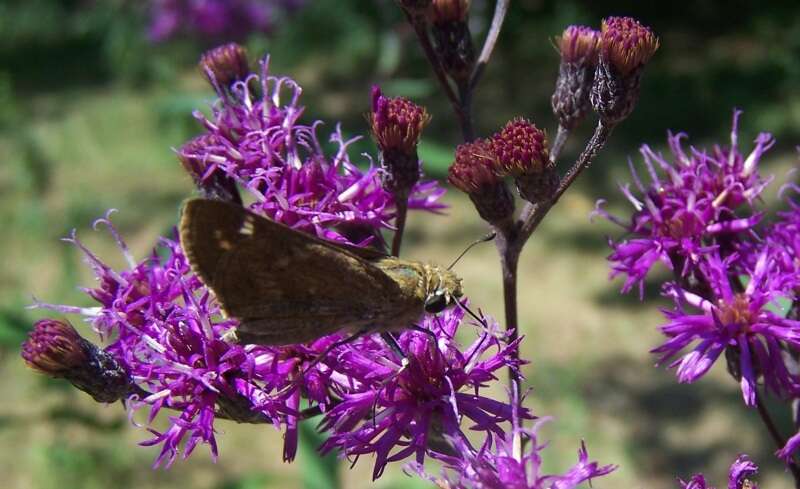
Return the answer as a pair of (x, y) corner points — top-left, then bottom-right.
(424, 293), (449, 314)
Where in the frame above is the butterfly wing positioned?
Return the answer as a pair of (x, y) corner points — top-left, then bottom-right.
(179, 199), (410, 344)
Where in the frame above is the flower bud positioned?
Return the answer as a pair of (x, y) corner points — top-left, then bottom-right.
(429, 0), (474, 84)
(551, 26), (600, 130)
(490, 118), (557, 204)
(22, 319), (134, 403)
(369, 86), (431, 196)
(448, 139), (514, 225)
(591, 17), (659, 125)
(178, 135), (242, 204)
(398, 0), (432, 15)
(200, 43), (250, 90)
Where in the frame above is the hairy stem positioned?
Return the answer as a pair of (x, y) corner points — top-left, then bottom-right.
(519, 121), (613, 240)
(392, 196), (409, 257)
(550, 124), (570, 164)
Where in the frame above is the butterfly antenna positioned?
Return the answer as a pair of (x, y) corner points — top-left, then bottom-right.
(447, 232), (496, 270)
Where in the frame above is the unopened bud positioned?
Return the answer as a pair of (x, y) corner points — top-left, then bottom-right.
(22, 319), (134, 403)
(490, 118), (557, 204)
(551, 26), (600, 130)
(591, 17), (659, 125)
(178, 135), (242, 205)
(448, 139), (514, 225)
(429, 0), (474, 84)
(200, 43), (250, 90)
(369, 86), (431, 196)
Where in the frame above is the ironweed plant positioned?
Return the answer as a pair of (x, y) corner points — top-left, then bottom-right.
(20, 1), (778, 487)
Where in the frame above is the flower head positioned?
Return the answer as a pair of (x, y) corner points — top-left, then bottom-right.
(22, 319), (88, 375)
(200, 42), (250, 89)
(557, 25), (600, 64)
(449, 139), (514, 224)
(595, 111), (772, 296)
(599, 16), (659, 76)
(430, 0), (470, 23)
(319, 306), (524, 479)
(679, 454), (758, 489)
(490, 118), (550, 176)
(411, 409), (616, 488)
(652, 252), (800, 406)
(185, 56), (444, 244)
(370, 86), (431, 155)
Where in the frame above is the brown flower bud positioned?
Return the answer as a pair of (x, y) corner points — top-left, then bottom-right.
(178, 135), (242, 205)
(429, 0), (474, 84)
(448, 139), (514, 225)
(489, 118), (557, 204)
(22, 319), (134, 403)
(200, 43), (250, 90)
(369, 86), (431, 196)
(552, 26), (600, 130)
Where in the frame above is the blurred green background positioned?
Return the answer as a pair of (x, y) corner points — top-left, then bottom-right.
(3, 0), (800, 487)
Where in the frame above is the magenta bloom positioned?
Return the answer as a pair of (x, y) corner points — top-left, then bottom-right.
(183, 54), (444, 245)
(410, 412), (616, 488)
(595, 111), (772, 296)
(679, 454), (758, 489)
(652, 251), (800, 406)
(147, 0), (305, 42)
(318, 306), (525, 479)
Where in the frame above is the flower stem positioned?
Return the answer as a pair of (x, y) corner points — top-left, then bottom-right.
(754, 389), (800, 486)
(550, 124), (570, 164)
(392, 196), (409, 257)
(470, 0), (510, 91)
(495, 224), (522, 424)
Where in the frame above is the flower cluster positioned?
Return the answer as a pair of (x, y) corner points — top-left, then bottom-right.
(183, 45), (444, 244)
(599, 111), (800, 461)
(679, 455), (759, 489)
(21, 45), (545, 480)
(448, 118), (553, 216)
(410, 404), (616, 488)
(147, 0), (306, 42)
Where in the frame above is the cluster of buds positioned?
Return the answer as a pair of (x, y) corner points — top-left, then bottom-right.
(428, 0), (475, 85)
(22, 319), (135, 403)
(369, 87), (431, 199)
(449, 118), (553, 223)
(552, 18), (658, 131)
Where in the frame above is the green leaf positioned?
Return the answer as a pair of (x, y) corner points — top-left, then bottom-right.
(299, 420), (340, 489)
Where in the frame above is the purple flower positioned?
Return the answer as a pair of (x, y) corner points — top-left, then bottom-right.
(679, 454), (758, 489)
(147, 0), (305, 42)
(651, 251), (800, 406)
(410, 412), (616, 488)
(182, 52), (444, 245)
(595, 111), (772, 296)
(318, 306), (525, 479)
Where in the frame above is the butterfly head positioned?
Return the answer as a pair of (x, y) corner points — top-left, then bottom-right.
(423, 266), (463, 314)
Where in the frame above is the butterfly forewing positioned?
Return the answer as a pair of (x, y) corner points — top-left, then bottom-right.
(179, 199), (411, 344)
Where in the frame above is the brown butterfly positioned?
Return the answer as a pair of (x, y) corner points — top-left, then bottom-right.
(179, 199), (464, 346)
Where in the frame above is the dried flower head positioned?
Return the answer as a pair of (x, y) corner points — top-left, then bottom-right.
(449, 139), (514, 224)
(22, 319), (87, 376)
(200, 42), (250, 90)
